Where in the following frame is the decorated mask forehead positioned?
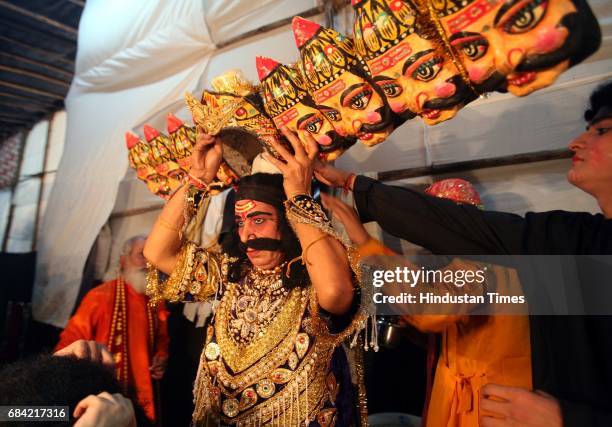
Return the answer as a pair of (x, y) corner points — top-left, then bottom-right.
(257, 56), (355, 161)
(352, 0), (476, 125)
(292, 16), (393, 147)
(187, 70), (289, 162)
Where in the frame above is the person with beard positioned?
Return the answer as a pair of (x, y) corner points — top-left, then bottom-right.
(314, 81), (612, 426)
(144, 127), (360, 426)
(55, 236), (170, 423)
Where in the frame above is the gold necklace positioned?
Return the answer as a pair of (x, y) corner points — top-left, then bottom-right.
(229, 266), (288, 345)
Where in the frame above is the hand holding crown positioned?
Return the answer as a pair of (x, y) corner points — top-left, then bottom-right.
(190, 128), (223, 184)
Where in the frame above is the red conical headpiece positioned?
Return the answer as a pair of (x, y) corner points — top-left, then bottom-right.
(166, 113), (184, 134)
(292, 16), (321, 48)
(425, 179), (483, 207)
(256, 56), (281, 81)
(143, 124), (159, 142)
(125, 132), (140, 149)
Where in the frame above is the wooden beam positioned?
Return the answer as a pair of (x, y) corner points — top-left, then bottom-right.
(0, 81), (64, 100)
(0, 91), (57, 106)
(216, 6), (324, 49)
(0, 96), (50, 112)
(0, 111), (42, 121)
(378, 149), (574, 182)
(0, 117), (32, 125)
(0, 1), (78, 39)
(0, 35), (74, 66)
(0, 65), (71, 87)
(0, 52), (73, 79)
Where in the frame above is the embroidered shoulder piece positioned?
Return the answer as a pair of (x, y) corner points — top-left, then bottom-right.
(146, 242), (234, 305)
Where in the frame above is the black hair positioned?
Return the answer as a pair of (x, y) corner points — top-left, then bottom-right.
(220, 173), (309, 289)
(0, 354), (151, 426)
(584, 81), (612, 123)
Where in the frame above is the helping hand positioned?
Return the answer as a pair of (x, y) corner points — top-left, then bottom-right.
(190, 128), (223, 184)
(313, 160), (352, 189)
(73, 392), (136, 427)
(149, 354), (168, 380)
(54, 340), (115, 371)
(320, 193), (370, 246)
(480, 384), (563, 427)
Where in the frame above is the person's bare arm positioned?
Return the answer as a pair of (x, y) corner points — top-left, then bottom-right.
(144, 130), (223, 274)
(265, 128), (353, 315)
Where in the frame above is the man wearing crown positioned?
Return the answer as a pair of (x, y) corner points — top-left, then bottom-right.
(144, 125), (362, 426)
(55, 235), (170, 423)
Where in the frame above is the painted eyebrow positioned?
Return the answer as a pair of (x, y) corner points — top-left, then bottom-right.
(448, 31), (481, 42)
(339, 83), (367, 106)
(402, 49), (435, 75)
(296, 113), (317, 128)
(373, 75), (394, 82)
(493, 0), (520, 26)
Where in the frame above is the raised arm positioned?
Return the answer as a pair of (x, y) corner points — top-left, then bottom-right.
(265, 128), (354, 315)
(144, 130), (223, 274)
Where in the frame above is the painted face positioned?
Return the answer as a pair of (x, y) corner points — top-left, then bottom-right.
(144, 124), (186, 186)
(353, 0), (474, 125)
(435, 0), (508, 93)
(567, 118), (612, 196)
(293, 16), (393, 147)
(487, 0), (587, 96)
(234, 199), (284, 269)
(257, 57), (355, 160)
(167, 113), (196, 171)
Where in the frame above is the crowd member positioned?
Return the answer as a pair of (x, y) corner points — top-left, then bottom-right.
(55, 236), (169, 422)
(322, 180), (530, 426)
(314, 81), (612, 426)
(144, 128), (359, 425)
(0, 339), (143, 427)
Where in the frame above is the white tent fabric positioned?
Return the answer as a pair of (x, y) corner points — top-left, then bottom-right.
(33, 0), (318, 327)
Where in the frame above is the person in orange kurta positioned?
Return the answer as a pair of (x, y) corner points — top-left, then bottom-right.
(55, 236), (169, 423)
(321, 181), (531, 427)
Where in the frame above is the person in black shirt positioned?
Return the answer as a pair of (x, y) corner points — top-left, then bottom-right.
(314, 81), (612, 426)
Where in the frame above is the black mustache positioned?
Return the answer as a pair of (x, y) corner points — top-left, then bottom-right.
(360, 105), (393, 134)
(422, 75), (474, 111)
(318, 131), (357, 153)
(476, 71), (507, 93)
(239, 238), (282, 251)
(515, 12), (579, 72)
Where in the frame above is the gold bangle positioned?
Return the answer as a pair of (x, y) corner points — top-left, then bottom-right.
(287, 190), (310, 199)
(158, 217), (180, 233)
(302, 234), (330, 265)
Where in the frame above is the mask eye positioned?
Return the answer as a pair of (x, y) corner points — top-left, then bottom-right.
(303, 117), (323, 134)
(454, 36), (489, 61)
(596, 127), (611, 136)
(412, 56), (443, 82)
(501, 0), (547, 35)
(377, 80), (403, 98)
(323, 109), (341, 122)
(348, 88), (373, 110)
